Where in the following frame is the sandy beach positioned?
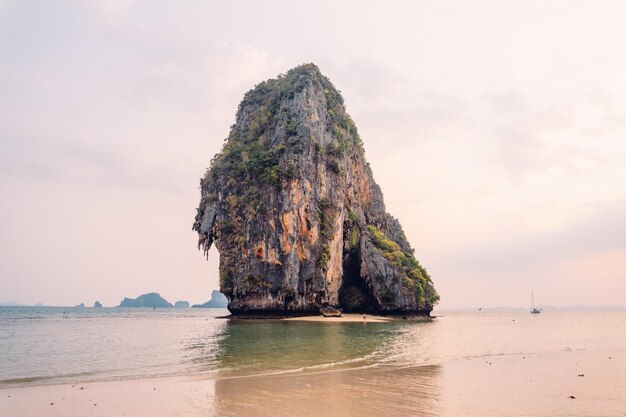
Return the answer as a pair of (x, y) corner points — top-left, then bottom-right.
(1, 376), (213, 417)
(3, 309), (625, 417)
(224, 313), (432, 323)
(284, 313), (397, 322)
(2, 349), (624, 417)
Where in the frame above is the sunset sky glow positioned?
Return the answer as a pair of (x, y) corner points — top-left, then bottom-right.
(1, 1), (625, 308)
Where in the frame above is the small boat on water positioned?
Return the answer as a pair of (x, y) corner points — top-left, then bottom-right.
(531, 290), (541, 314)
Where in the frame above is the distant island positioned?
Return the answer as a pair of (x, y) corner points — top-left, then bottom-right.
(115, 291), (228, 309)
(0, 302), (44, 306)
(75, 303), (85, 308)
(0, 301), (25, 306)
(94, 301), (102, 308)
(192, 290), (228, 308)
(118, 293), (173, 308)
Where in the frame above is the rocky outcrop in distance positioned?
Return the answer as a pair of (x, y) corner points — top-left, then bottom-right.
(191, 290), (229, 308)
(193, 64), (438, 316)
(118, 293), (173, 308)
(174, 300), (190, 308)
(94, 301), (102, 308)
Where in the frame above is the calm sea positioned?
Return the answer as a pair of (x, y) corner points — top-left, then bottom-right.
(0, 307), (624, 389)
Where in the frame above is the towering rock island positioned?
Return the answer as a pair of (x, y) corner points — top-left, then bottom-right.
(193, 64), (438, 316)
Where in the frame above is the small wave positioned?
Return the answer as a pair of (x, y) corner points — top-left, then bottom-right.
(0, 370), (98, 387)
(0, 372), (99, 387)
(301, 354), (376, 371)
(0, 376), (54, 385)
(219, 355), (381, 381)
(0, 368), (223, 389)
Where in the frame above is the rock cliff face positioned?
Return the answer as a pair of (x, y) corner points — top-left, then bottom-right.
(193, 64), (438, 316)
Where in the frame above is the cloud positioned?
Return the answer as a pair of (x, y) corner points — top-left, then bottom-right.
(335, 58), (417, 110)
(122, 60), (207, 110)
(484, 90), (574, 181)
(78, 0), (136, 17)
(204, 42), (281, 93)
(482, 90), (527, 114)
(0, 130), (184, 194)
(494, 125), (545, 182)
(446, 199), (626, 275)
(550, 144), (609, 174)
(354, 91), (469, 151)
(580, 89), (626, 139)
(194, 42), (284, 119)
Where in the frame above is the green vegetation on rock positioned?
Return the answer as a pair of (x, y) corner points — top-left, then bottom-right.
(202, 64), (361, 193)
(317, 198), (335, 272)
(367, 225), (439, 307)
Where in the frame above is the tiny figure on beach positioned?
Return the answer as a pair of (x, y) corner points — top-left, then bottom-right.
(363, 314), (367, 322)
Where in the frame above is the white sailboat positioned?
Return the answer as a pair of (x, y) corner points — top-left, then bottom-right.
(530, 290), (541, 314)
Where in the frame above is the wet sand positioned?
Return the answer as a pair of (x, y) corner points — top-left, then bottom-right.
(227, 313), (432, 323)
(284, 313), (396, 323)
(2, 350), (624, 417)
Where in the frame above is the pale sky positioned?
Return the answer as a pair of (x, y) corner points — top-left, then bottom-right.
(1, 0), (625, 308)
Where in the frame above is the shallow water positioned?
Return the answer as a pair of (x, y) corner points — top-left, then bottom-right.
(2, 307), (625, 416)
(1, 307), (624, 387)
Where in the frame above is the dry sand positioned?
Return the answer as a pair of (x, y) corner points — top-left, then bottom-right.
(0, 376), (215, 417)
(2, 350), (624, 417)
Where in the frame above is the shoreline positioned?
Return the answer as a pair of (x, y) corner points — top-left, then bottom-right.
(1, 350), (623, 416)
(284, 313), (431, 322)
(220, 313), (433, 322)
(285, 313), (392, 322)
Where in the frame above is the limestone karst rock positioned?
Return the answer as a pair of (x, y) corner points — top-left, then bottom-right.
(191, 290), (228, 308)
(118, 293), (173, 308)
(193, 64), (438, 316)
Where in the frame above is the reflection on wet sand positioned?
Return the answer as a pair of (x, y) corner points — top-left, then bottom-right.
(213, 364), (442, 417)
(206, 319), (442, 417)
(212, 319), (415, 375)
